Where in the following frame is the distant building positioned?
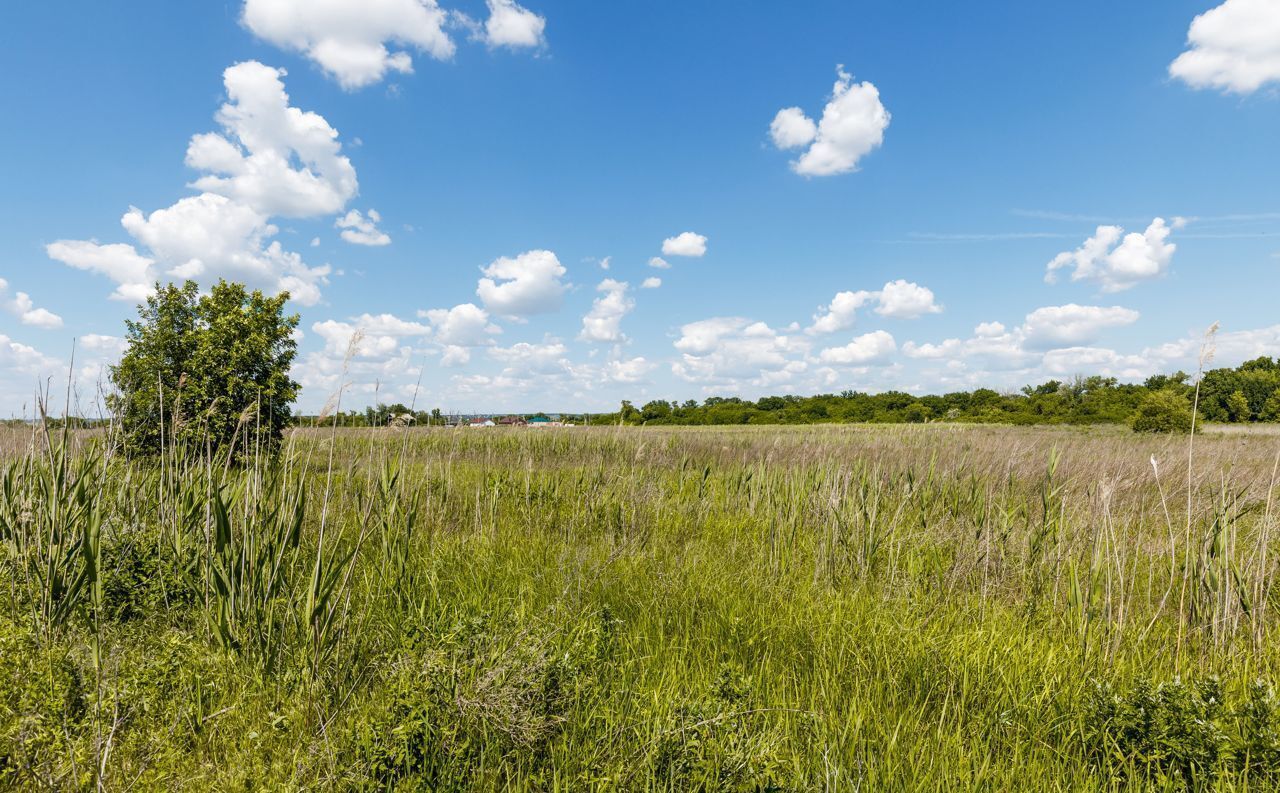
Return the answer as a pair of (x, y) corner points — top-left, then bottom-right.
(468, 417), (495, 427)
(496, 415), (527, 426)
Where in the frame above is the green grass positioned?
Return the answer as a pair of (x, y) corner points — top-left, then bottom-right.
(3, 423), (1280, 789)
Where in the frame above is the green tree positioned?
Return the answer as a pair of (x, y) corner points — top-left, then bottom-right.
(1263, 389), (1280, 422)
(1226, 390), (1252, 422)
(110, 280), (300, 458)
(903, 403), (931, 424)
(1130, 389), (1196, 434)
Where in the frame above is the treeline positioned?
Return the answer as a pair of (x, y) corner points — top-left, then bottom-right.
(600, 357), (1280, 428)
(289, 406), (586, 428)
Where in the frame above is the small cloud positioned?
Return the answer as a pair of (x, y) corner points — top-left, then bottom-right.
(335, 208), (392, 247)
(661, 232), (707, 257)
(0, 279), (63, 329)
(641, 277), (662, 289)
(481, 0), (547, 50)
(648, 256), (670, 269)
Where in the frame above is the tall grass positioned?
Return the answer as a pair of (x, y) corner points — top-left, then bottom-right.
(1, 421), (1279, 788)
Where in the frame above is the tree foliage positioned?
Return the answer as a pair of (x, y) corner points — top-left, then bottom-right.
(109, 280), (299, 458)
(588, 365), (1280, 431)
(1130, 390), (1197, 434)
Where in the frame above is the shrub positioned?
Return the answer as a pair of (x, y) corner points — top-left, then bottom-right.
(1130, 389), (1196, 434)
(1084, 677), (1280, 787)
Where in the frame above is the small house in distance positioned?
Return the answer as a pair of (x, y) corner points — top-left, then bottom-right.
(528, 415), (567, 427)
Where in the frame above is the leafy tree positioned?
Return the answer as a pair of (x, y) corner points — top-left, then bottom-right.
(1263, 389), (1280, 422)
(110, 280), (300, 458)
(1130, 390), (1196, 434)
(903, 403), (931, 423)
(1227, 390), (1252, 423)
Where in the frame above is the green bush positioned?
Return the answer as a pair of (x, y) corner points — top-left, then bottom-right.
(1084, 677), (1280, 787)
(1130, 389), (1196, 434)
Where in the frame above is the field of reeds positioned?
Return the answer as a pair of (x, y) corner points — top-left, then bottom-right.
(3, 420), (1280, 790)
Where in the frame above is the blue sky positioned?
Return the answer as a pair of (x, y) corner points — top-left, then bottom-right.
(1, 0), (1278, 416)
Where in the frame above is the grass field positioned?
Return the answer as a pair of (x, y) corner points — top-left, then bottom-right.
(3, 422), (1280, 790)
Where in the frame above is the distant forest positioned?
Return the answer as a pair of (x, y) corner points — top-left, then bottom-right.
(16, 357), (1278, 430)
(597, 356), (1280, 427)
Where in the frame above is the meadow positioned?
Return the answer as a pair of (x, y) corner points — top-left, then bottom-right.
(3, 421), (1280, 790)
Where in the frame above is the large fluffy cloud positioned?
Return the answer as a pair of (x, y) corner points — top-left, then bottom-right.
(187, 62), (358, 217)
(770, 66), (890, 176)
(241, 0), (455, 89)
(476, 249), (567, 318)
(579, 279), (634, 343)
(122, 193), (331, 305)
(48, 62), (344, 305)
(0, 279), (63, 329)
(1046, 218), (1180, 293)
(1169, 0), (1280, 94)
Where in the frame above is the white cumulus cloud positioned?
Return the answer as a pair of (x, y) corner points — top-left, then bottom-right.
(579, 279), (634, 343)
(817, 330), (897, 365)
(1046, 218), (1180, 293)
(1169, 0), (1280, 94)
(476, 249), (567, 318)
(807, 290), (874, 335)
(769, 106), (818, 150)
(48, 62), (345, 306)
(187, 62), (358, 218)
(807, 280), (940, 334)
(1020, 304), (1140, 349)
(241, 0), (455, 89)
(0, 279), (62, 329)
(641, 277), (662, 289)
(875, 279), (942, 319)
(648, 256), (670, 269)
(419, 302), (501, 346)
(672, 317), (808, 386)
(482, 0), (546, 49)
(770, 66), (890, 176)
(661, 232), (707, 258)
(312, 312), (430, 359)
(45, 241), (156, 302)
(335, 209), (391, 246)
